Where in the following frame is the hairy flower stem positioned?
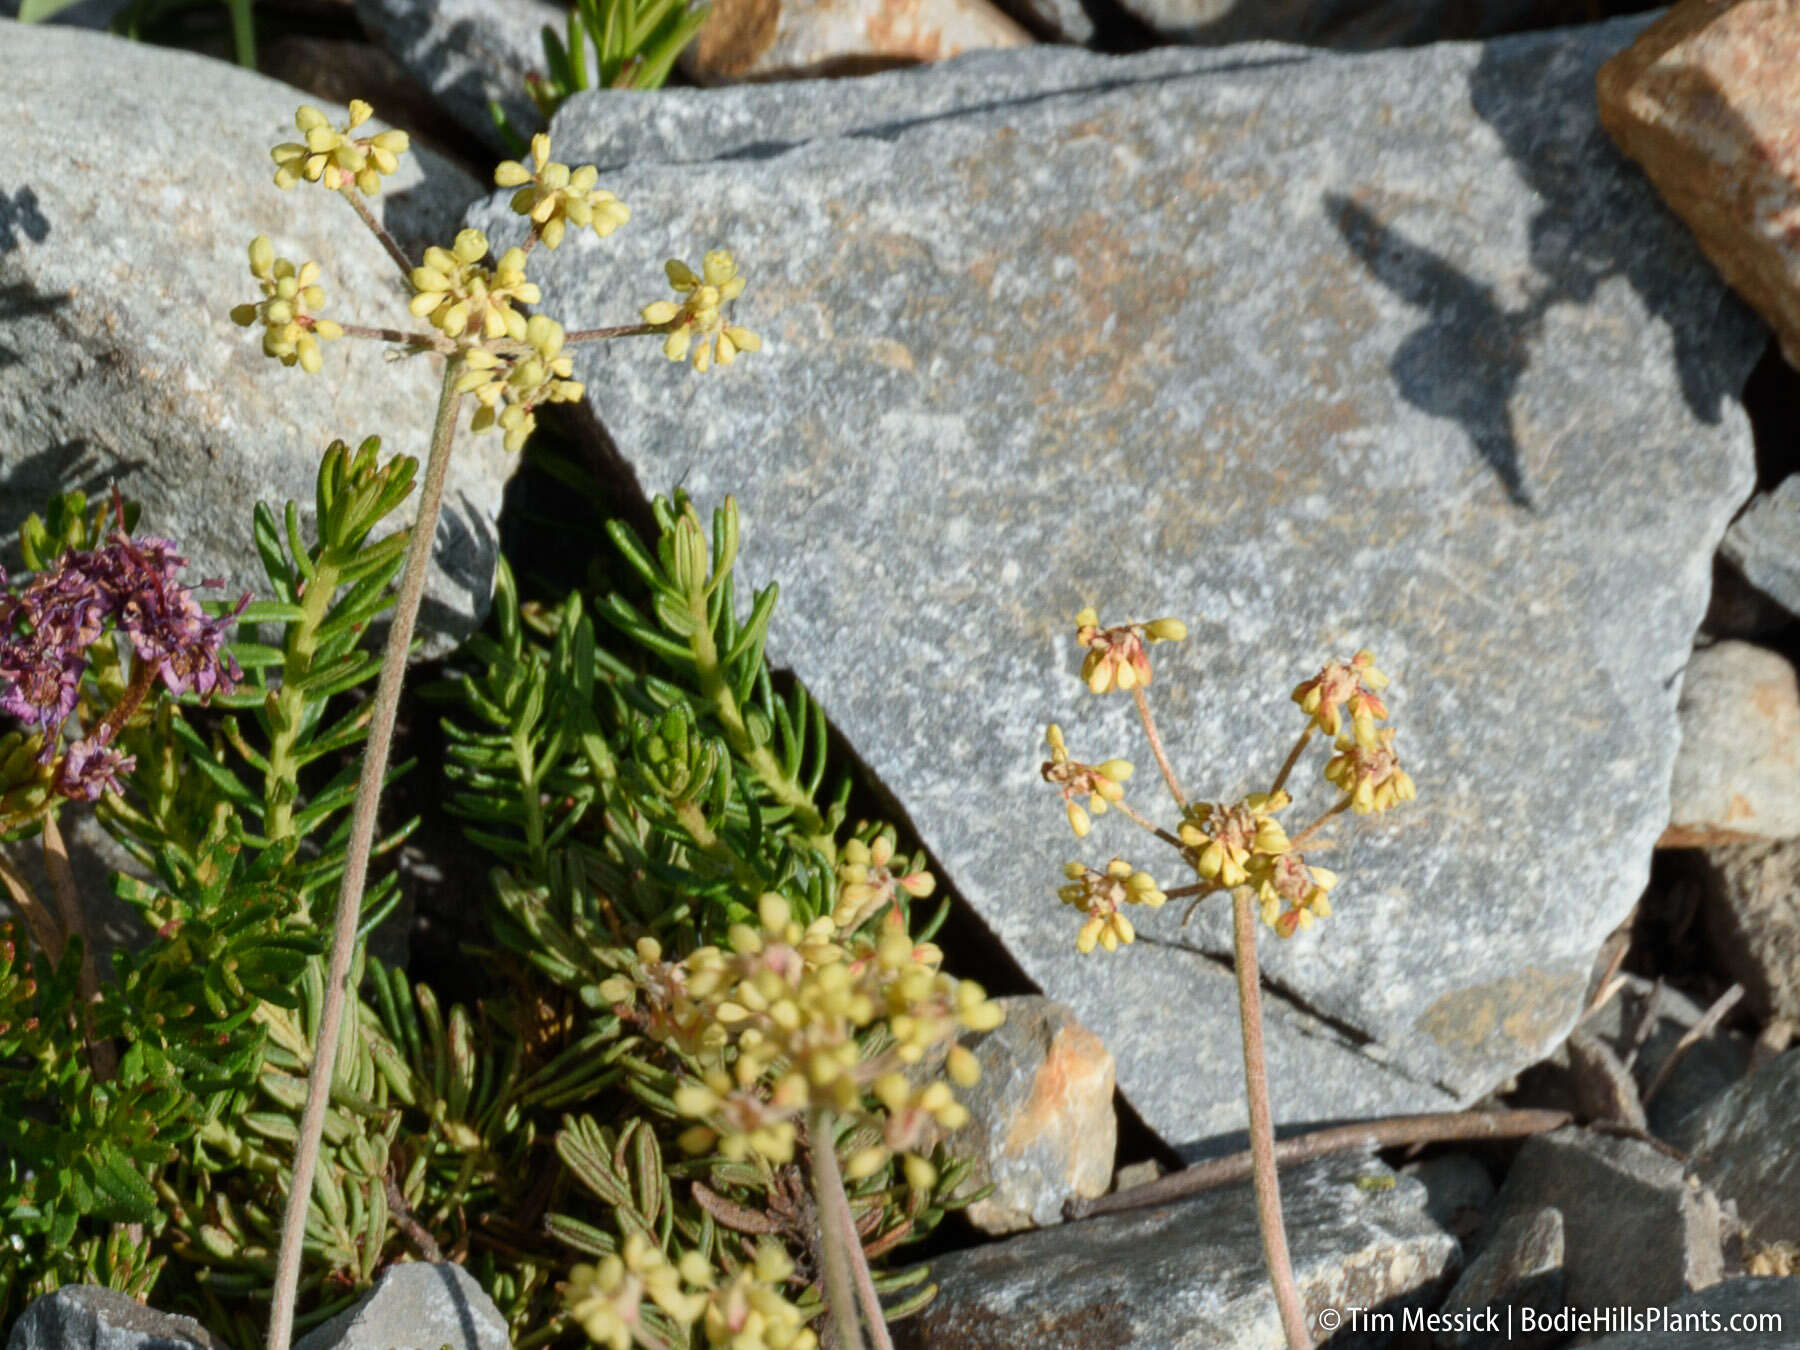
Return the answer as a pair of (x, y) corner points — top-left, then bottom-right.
(266, 359), (465, 1350)
(1112, 797), (1183, 848)
(1132, 686), (1185, 810)
(1287, 798), (1350, 853)
(1231, 885), (1310, 1350)
(565, 322), (662, 344)
(1268, 727), (1315, 799)
(341, 189), (414, 281)
(808, 1108), (870, 1350)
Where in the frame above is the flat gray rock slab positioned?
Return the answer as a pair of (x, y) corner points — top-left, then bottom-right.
(356, 0), (564, 155)
(6, 1287), (226, 1350)
(0, 22), (499, 659)
(293, 1262), (509, 1350)
(1723, 473), (1800, 618)
(892, 1153), (1456, 1349)
(473, 20), (1766, 1153)
(1108, 0), (1577, 47)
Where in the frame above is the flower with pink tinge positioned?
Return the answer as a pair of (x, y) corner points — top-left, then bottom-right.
(1253, 850), (1338, 938)
(1073, 607), (1186, 694)
(1292, 650), (1390, 738)
(1178, 792), (1291, 888)
(1323, 723), (1416, 815)
(1041, 723), (1133, 838)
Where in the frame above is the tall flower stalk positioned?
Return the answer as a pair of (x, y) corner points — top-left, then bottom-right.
(1044, 618), (1415, 1350)
(233, 104), (764, 1350)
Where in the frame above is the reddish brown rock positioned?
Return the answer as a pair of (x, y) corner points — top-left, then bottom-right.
(1597, 0), (1800, 366)
(682, 0), (1030, 84)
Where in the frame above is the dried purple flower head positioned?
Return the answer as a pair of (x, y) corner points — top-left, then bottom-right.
(55, 737), (137, 802)
(0, 503), (248, 786)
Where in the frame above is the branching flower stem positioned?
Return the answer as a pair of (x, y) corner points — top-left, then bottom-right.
(265, 356), (465, 1350)
(1111, 797), (1182, 849)
(340, 189), (413, 282)
(1231, 883), (1310, 1350)
(1132, 686), (1185, 810)
(1268, 727), (1315, 798)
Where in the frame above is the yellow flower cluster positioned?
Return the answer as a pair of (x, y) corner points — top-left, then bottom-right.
(1292, 649), (1389, 738)
(832, 826), (936, 932)
(1073, 608), (1186, 694)
(496, 133), (631, 250)
(604, 893), (1000, 1189)
(1324, 722), (1416, 815)
(270, 101), (409, 195)
(457, 313), (585, 452)
(642, 252), (761, 372)
(563, 1233), (815, 1350)
(229, 235), (342, 373)
(1057, 858), (1167, 953)
(409, 228), (539, 341)
(1040, 724), (1133, 838)
(1254, 850), (1338, 938)
(1180, 793), (1291, 889)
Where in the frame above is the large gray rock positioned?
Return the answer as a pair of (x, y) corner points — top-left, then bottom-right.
(0, 23), (500, 659)
(1723, 474), (1800, 618)
(5, 1286), (226, 1350)
(473, 21), (1767, 1154)
(1670, 642), (1800, 841)
(1677, 1048), (1800, 1246)
(892, 1153), (1457, 1349)
(1584, 1278), (1800, 1350)
(355, 0), (564, 155)
(293, 1262), (509, 1350)
(1490, 1127), (1722, 1311)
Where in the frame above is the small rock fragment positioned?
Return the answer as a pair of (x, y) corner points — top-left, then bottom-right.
(1490, 1127), (1721, 1310)
(293, 1262), (509, 1350)
(1400, 1152), (1496, 1242)
(1697, 837), (1800, 1024)
(1670, 642), (1800, 841)
(1598, 0), (1800, 367)
(1676, 1048), (1800, 1246)
(1723, 474), (1800, 620)
(1566, 1026), (1647, 1130)
(1435, 1206), (1564, 1350)
(5, 1287), (226, 1350)
(935, 995), (1115, 1233)
(681, 0), (1031, 84)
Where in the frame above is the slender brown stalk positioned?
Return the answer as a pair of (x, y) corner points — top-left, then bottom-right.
(0, 848), (63, 968)
(1067, 1108), (1571, 1220)
(341, 190), (414, 281)
(1268, 727), (1315, 798)
(1642, 984), (1743, 1106)
(1132, 686), (1186, 810)
(816, 1138), (896, 1350)
(265, 358), (465, 1350)
(1287, 798), (1349, 853)
(1231, 885), (1310, 1350)
(328, 321), (453, 353)
(41, 812), (115, 1079)
(808, 1109), (865, 1350)
(1111, 797), (1182, 849)
(565, 322), (663, 344)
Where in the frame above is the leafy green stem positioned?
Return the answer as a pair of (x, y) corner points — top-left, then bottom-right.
(264, 549), (343, 846)
(265, 357), (465, 1350)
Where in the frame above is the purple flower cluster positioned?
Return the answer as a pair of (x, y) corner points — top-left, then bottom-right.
(0, 523), (248, 802)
